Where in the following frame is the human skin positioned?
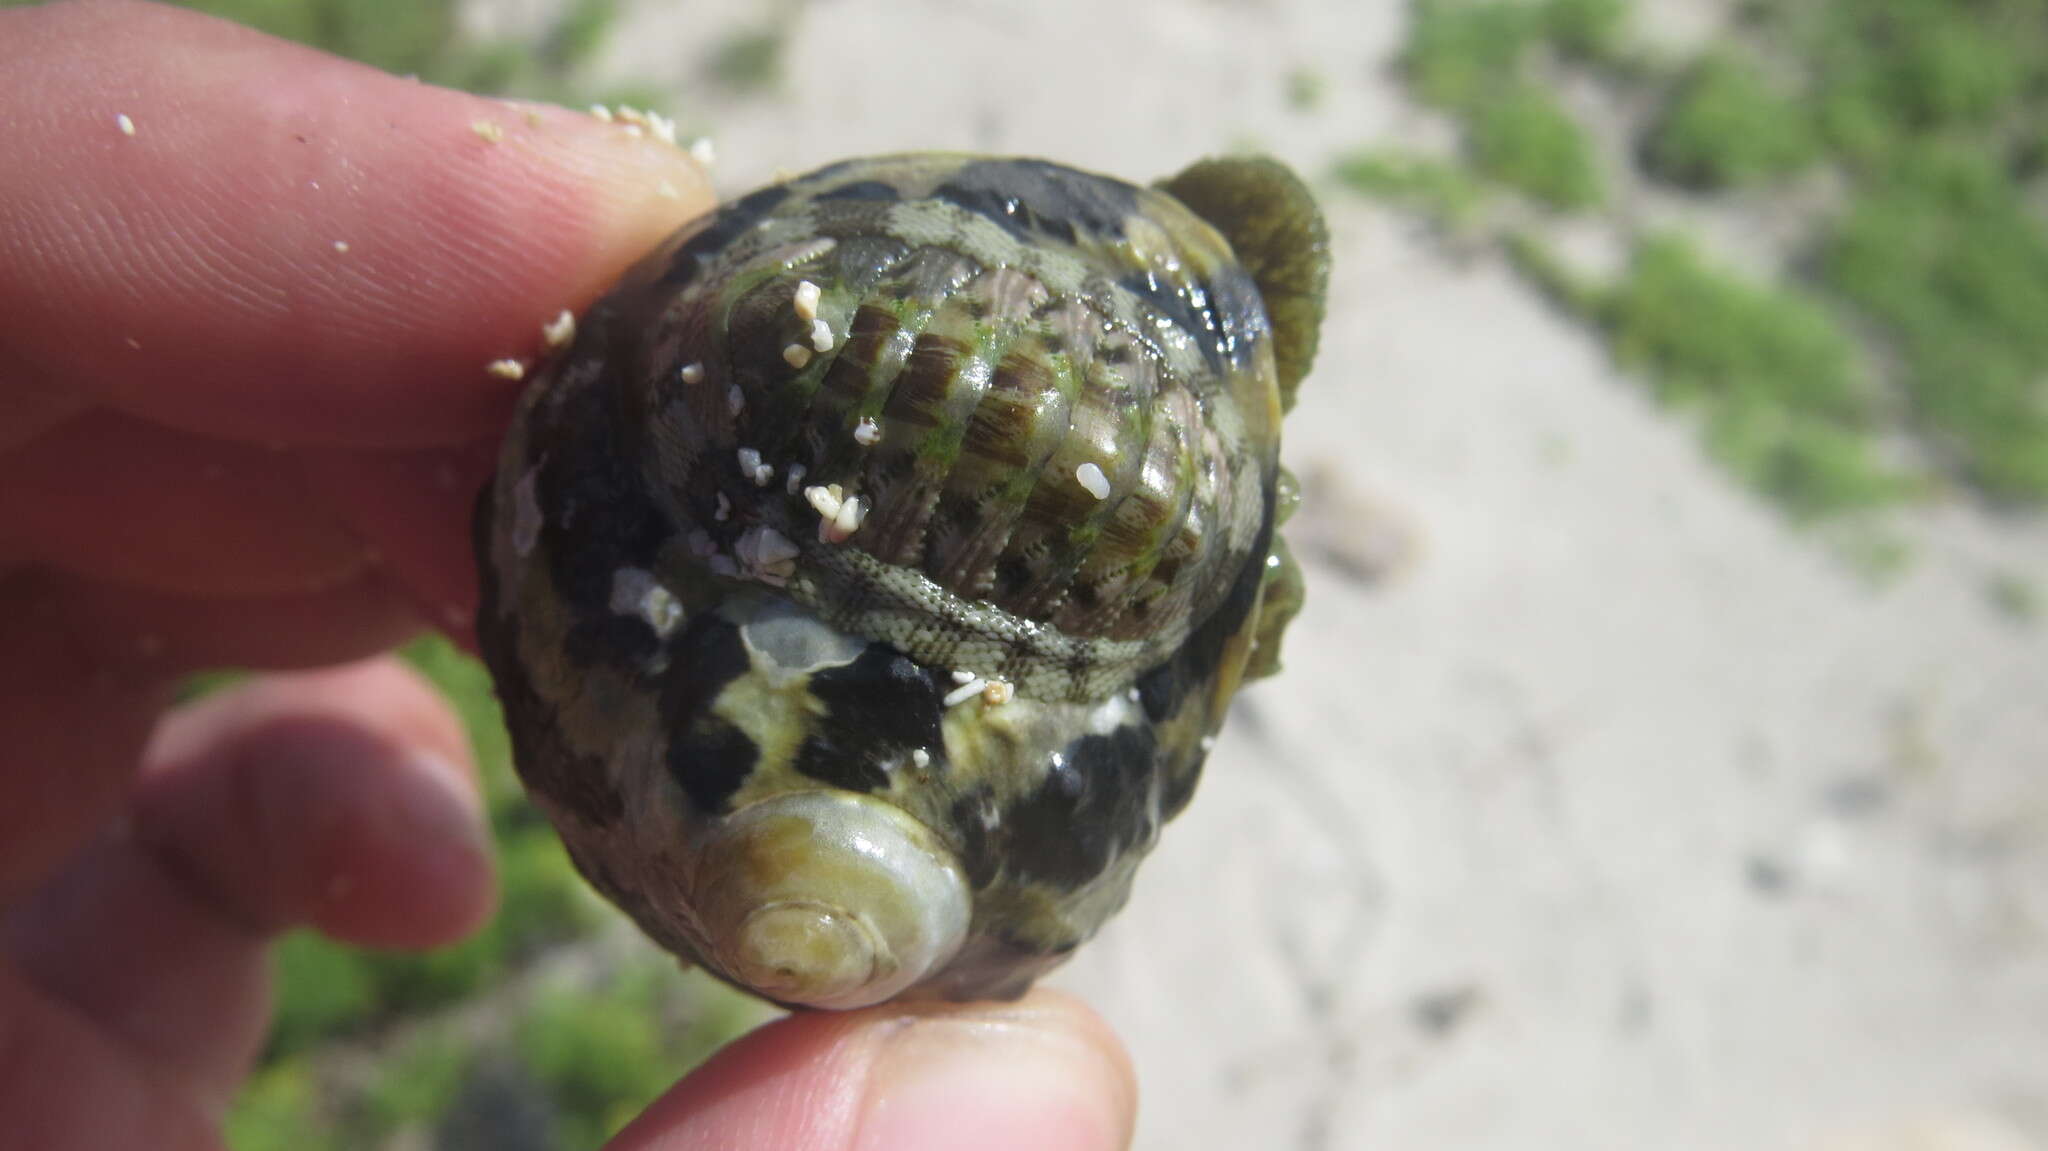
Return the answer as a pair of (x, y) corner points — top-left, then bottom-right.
(0, 3), (1138, 1149)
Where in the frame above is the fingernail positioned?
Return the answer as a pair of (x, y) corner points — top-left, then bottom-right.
(392, 749), (491, 857)
(856, 1006), (1134, 1151)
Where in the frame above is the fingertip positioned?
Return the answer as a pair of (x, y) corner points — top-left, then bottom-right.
(137, 657), (498, 949)
(850, 990), (1137, 1151)
(607, 989), (1137, 1151)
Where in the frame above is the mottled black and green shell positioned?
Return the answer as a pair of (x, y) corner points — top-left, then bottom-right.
(477, 153), (1327, 1008)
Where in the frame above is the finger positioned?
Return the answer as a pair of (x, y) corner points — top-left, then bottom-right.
(0, 411), (367, 597)
(4, 658), (490, 1111)
(25, 567), (423, 677)
(0, 0), (713, 449)
(0, 966), (216, 1151)
(607, 989), (1137, 1151)
(0, 570), (168, 906)
(0, 382), (88, 455)
(0, 567), (423, 902)
(299, 438), (502, 651)
(133, 656), (492, 947)
(4, 819), (270, 1112)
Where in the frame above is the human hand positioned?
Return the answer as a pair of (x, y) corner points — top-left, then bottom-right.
(0, 3), (1137, 1148)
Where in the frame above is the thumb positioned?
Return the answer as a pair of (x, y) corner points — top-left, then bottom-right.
(608, 989), (1138, 1151)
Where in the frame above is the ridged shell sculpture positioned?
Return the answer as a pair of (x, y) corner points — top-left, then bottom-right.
(476, 153), (1328, 1008)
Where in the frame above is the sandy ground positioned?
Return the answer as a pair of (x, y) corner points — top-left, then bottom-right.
(518, 1), (2048, 1146)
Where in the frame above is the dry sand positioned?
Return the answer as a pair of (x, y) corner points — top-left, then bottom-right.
(555, 1), (2048, 1146)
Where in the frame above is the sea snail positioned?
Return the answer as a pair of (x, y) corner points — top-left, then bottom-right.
(476, 154), (1328, 1009)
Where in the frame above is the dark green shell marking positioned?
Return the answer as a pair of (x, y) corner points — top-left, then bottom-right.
(476, 153), (1326, 1008)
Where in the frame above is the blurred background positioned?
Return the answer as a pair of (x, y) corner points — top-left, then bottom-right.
(36, 0), (2048, 1146)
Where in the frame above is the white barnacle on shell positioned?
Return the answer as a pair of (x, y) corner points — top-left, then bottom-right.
(541, 309), (576, 352)
(680, 361), (705, 384)
(734, 525), (800, 587)
(834, 497), (868, 539)
(809, 318), (834, 352)
(609, 567), (684, 636)
(736, 446), (774, 487)
(804, 484), (867, 543)
(1075, 461), (1111, 500)
(805, 483), (844, 521)
(943, 675), (988, 707)
(783, 343), (813, 369)
(793, 279), (821, 321)
(853, 417), (881, 446)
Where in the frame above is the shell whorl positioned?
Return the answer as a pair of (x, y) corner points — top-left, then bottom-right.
(598, 155), (1280, 703)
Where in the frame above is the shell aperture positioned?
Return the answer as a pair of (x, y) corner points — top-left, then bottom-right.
(476, 153), (1326, 1007)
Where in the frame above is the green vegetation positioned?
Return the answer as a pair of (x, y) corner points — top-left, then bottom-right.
(1468, 82), (1603, 208)
(152, 0), (666, 111)
(709, 26), (787, 95)
(1539, 0), (1629, 64)
(515, 964), (737, 1147)
(1986, 572), (2041, 622)
(1333, 150), (1488, 229)
(1286, 66), (1331, 112)
(1347, 0), (2048, 524)
(1602, 237), (1862, 424)
(1648, 52), (1817, 187)
(1521, 230), (1914, 516)
(1404, 0), (1606, 208)
(1822, 151), (2048, 501)
(227, 1064), (336, 1151)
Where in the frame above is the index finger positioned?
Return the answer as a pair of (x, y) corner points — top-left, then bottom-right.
(0, 0), (714, 449)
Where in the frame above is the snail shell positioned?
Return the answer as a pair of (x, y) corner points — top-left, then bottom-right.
(476, 154), (1327, 1007)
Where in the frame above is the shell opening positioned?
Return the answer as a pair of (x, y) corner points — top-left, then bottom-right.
(692, 790), (970, 1009)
